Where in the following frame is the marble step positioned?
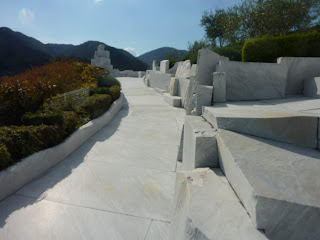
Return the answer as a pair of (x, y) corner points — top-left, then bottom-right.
(170, 168), (267, 240)
(217, 129), (320, 240)
(163, 93), (181, 107)
(203, 105), (318, 148)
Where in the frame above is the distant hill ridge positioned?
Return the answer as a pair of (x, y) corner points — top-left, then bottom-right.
(138, 47), (187, 66)
(0, 27), (51, 76)
(0, 27), (149, 76)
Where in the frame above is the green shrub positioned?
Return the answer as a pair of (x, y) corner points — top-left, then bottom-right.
(62, 111), (78, 134)
(82, 94), (112, 119)
(0, 110), (87, 170)
(110, 86), (121, 101)
(0, 125), (65, 162)
(182, 52), (198, 64)
(0, 106), (8, 126)
(89, 87), (110, 96)
(21, 111), (63, 126)
(98, 73), (121, 88)
(0, 144), (13, 171)
(74, 107), (90, 127)
(242, 31), (320, 62)
(213, 46), (242, 61)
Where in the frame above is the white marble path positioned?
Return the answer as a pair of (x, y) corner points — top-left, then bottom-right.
(0, 77), (186, 240)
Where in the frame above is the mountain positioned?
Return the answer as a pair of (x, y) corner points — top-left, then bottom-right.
(0, 27), (51, 76)
(57, 41), (149, 71)
(0, 27), (149, 77)
(45, 43), (74, 57)
(138, 47), (188, 66)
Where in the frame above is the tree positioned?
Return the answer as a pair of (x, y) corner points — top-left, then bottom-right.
(165, 50), (181, 68)
(187, 40), (211, 53)
(201, 8), (240, 47)
(182, 40), (211, 64)
(238, 0), (320, 38)
(201, 0), (320, 44)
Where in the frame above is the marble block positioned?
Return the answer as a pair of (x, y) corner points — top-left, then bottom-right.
(160, 60), (169, 73)
(303, 77), (320, 98)
(182, 116), (217, 170)
(212, 72), (226, 103)
(217, 61), (287, 101)
(278, 57), (320, 95)
(195, 85), (213, 116)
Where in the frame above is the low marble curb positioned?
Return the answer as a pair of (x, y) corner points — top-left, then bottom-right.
(0, 94), (124, 202)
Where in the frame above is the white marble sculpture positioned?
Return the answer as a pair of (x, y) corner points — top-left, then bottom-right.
(91, 44), (113, 72)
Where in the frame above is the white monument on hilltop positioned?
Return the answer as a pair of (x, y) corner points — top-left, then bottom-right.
(91, 44), (114, 72)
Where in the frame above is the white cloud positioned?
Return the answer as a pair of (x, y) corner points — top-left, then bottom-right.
(124, 47), (138, 57)
(94, 0), (104, 3)
(19, 8), (35, 24)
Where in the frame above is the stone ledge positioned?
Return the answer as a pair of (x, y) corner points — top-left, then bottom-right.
(203, 105), (318, 149)
(154, 88), (168, 95)
(163, 93), (181, 107)
(0, 94), (124, 201)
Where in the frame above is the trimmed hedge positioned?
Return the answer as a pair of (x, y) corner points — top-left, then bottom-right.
(21, 111), (63, 126)
(83, 94), (112, 119)
(0, 110), (80, 171)
(242, 31), (320, 62)
(89, 87), (110, 96)
(213, 46), (242, 61)
(98, 74), (121, 88)
(62, 111), (78, 134)
(0, 144), (12, 171)
(73, 108), (90, 127)
(21, 110), (77, 133)
(0, 125), (65, 169)
(110, 86), (121, 101)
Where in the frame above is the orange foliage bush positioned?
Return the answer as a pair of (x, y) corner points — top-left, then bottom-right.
(0, 58), (104, 125)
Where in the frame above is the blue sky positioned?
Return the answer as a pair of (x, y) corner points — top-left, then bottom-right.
(0, 0), (241, 56)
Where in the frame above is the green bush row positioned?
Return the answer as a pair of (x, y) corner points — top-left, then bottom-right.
(213, 46), (242, 61)
(98, 74), (121, 88)
(21, 111), (63, 126)
(242, 31), (320, 62)
(61, 111), (78, 134)
(0, 94), (115, 170)
(0, 125), (65, 170)
(83, 94), (113, 119)
(110, 86), (121, 101)
(21, 110), (77, 131)
(0, 144), (12, 170)
(89, 87), (110, 96)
